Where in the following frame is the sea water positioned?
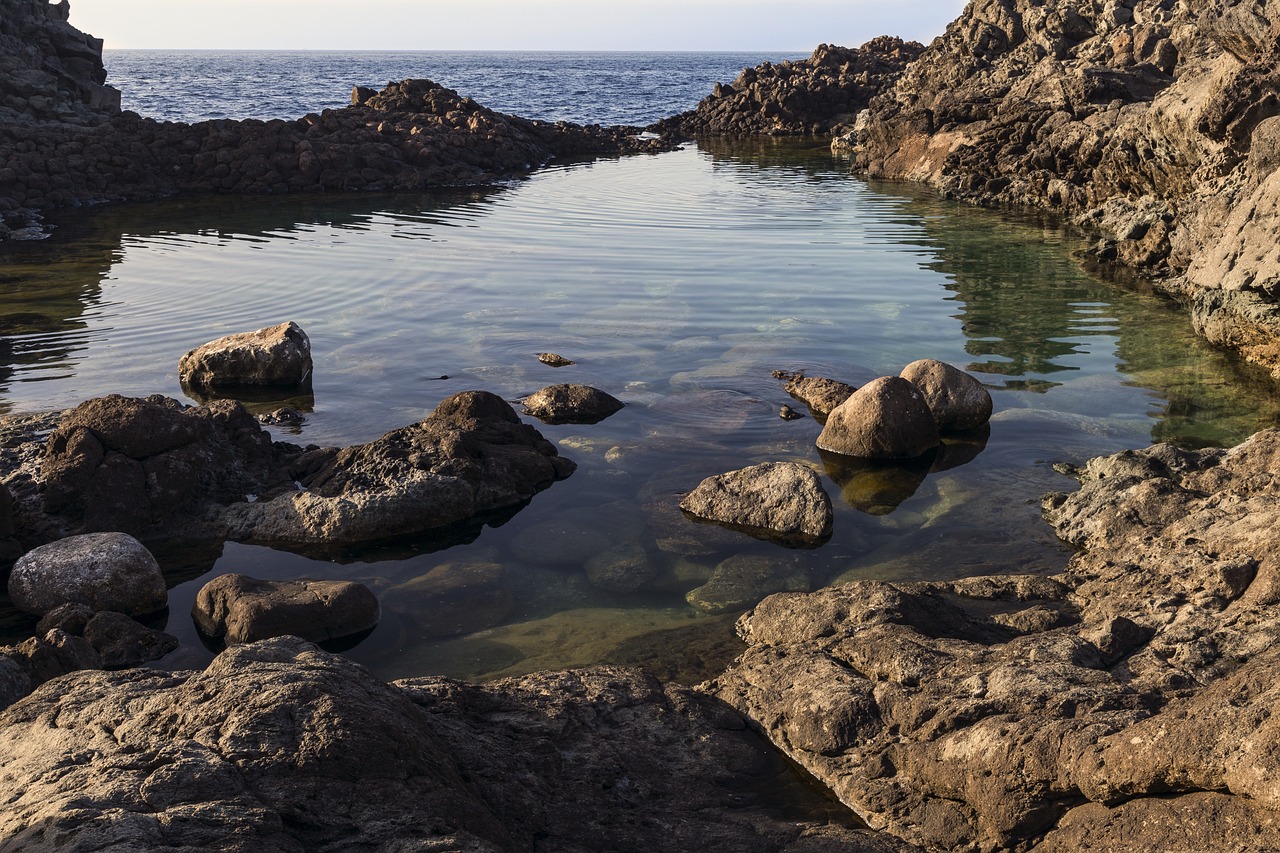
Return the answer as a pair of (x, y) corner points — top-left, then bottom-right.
(0, 55), (1276, 683)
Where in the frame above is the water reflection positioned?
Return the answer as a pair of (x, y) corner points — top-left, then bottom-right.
(0, 142), (1277, 683)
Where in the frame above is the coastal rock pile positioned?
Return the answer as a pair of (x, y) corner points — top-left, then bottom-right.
(709, 428), (1280, 850)
(0, 636), (912, 852)
(654, 39), (924, 136)
(848, 0), (1280, 375)
(0, 3), (676, 241)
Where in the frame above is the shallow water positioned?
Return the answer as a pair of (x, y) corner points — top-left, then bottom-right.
(2, 139), (1277, 681)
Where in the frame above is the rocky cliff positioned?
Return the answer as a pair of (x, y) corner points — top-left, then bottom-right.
(655, 39), (924, 136)
(0, 0), (119, 125)
(848, 0), (1280, 376)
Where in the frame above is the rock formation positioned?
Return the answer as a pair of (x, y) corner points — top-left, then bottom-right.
(0, 636), (913, 852)
(709, 428), (1280, 850)
(848, 0), (1280, 376)
(0, 4), (676, 242)
(655, 39), (924, 136)
(520, 383), (625, 424)
(191, 574), (380, 645)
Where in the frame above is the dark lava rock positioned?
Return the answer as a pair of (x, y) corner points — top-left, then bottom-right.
(0, 636), (914, 852)
(222, 390), (576, 548)
(521, 383), (625, 425)
(192, 573), (380, 645)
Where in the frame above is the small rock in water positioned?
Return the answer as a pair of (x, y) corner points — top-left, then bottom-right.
(522, 384), (624, 424)
(771, 369), (803, 381)
(779, 404), (804, 420)
(179, 321), (313, 390)
(537, 353), (575, 367)
(192, 574), (380, 646)
(258, 407), (306, 428)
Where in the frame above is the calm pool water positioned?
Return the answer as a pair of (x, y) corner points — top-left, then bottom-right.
(2, 139), (1277, 682)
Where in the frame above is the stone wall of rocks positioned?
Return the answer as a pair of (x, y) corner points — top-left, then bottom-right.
(847, 0), (1280, 377)
(654, 39), (924, 137)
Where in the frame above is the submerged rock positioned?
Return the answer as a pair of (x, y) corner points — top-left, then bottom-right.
(679, 461), (834, 544)
(0, 636), (911, 851)
(222, 390), (576, 549)
(899, 358), (992, 431)
(816, 376), (939, 459)
(521, 383), (625, 425)
(192, 574), (380, 645)
(178, 321), (313, 390)
(686, 553), (810, 614)
(386, 561), (513, 637)
(8, 532), (167, 617)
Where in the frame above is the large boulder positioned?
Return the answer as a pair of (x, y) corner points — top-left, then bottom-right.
(679, 461), (833, 544)
(41, 394), (279, 536)
(816, 376), (940, 459)
(521, 383), (625, 424)
(192, 574), (380, 645)
(222, 390), (576, 548)
(178, 321), (313, 390)
(899, 359), (992, 431)
(7, 532), (167, 617)
(0, 636), (913, 852)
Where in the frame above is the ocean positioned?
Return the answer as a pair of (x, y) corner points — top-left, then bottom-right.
(102, 50), (809, 125)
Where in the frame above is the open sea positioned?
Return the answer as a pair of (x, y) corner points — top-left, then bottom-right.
(2, 52), (1277, 687)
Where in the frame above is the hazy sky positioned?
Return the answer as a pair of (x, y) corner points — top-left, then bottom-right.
(70, 0), (968, 51)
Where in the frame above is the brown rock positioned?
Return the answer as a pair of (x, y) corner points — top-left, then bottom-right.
(192, 573), (380, 645)
(679, 461), (833, 544)
(178, 321), (313, 389)
(899, 358), (992, 431)
(816, 376), (940, 459)
(521, 383), (624, 424)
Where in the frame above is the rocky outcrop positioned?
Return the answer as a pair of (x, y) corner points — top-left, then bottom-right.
(222, 390), (576, 549)
(655, 39), (924, 136)
(0, 4), (677, 241)
(192, 574), (380, 645)
(680, 461), (834, 545)
(708, 428), (1280, 851)
(178, 321), (313, 391)
(848, 0), (1280, 376)
(0, 636), (912, 852)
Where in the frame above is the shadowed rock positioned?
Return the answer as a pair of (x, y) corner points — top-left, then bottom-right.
(192, 574), (380, 645)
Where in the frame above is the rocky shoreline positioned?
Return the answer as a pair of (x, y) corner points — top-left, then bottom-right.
(7, 0), (1280, 851)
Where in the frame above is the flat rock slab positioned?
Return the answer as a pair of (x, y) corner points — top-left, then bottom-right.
(7, 532), (167, 617)
(680, 461), (834, 544)
(179, 321), (313, 389)
(0, 636), (915, 852)
(192, 573), (380, 645)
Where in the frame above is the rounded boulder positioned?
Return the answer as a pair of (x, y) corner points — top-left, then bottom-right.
(8, 532), (168, 617)
(521, 384), (624, 425)
(192, 574), (380, 645)
(816, 375), (940, 459)
(900, 358), (992, 430)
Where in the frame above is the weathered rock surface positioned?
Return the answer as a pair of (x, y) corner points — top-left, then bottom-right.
(223, 390), (576, 548)
(0, 636), (913, 852)
(783, 375), (857, 419)
(680, 461), (834, 544)
(178, 321), (313, 390)
(521, 383), (625, 424)
(709, 428), (1280, 851)
(848, 0), (1280, 375)
(816, 376), (940, 460)
(40, 393), (282, 537)
(81, 610), (180, 668)
(655, 40), (924, 137)
(7, 532), (167, 616)
(192, 573), (380, 645)
(899, 358), (992, 431)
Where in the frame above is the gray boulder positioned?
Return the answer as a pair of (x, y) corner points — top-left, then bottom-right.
(222, 390), (576, 549)
(8, 532), (167, 617)
(0, 636), (914, 852)
(521, 383), (624, 424)
(899, 358), (992, 431)
(679, 461), (833, 544)
(178, 321), (313, 389)
(192, 574), (380, 645)
(816, 376), (940, 459)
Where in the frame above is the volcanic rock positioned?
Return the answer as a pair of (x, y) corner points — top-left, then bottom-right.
(7, 532), (167, 617)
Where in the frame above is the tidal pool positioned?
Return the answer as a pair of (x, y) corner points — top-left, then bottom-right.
(2, 139), (1276, 682)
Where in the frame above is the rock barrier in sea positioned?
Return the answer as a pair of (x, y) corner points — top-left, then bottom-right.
(0, 0), (676, 242)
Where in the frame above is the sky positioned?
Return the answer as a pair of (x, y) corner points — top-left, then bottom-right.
(69, 0), (969, 52)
